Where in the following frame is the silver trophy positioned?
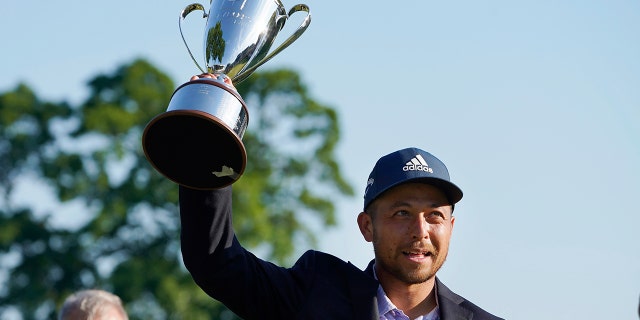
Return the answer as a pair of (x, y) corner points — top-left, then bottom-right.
(142, 0), (311, 189)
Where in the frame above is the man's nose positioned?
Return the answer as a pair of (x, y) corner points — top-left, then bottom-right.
(410, 215), (430, 239)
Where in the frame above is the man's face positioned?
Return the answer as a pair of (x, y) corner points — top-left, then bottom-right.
(358, 183), (455, 285)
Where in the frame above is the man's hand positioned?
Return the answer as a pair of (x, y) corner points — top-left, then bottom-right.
(190, 73), (234, 87)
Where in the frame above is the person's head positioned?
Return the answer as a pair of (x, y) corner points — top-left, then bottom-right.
(357, 147), (462, 286)
(59, 289), (128, 320)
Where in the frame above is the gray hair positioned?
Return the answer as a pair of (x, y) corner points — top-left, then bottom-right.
(59, 289), (128, 320)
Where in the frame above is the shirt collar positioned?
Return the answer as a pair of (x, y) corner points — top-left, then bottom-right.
(373, 264), (440, 319)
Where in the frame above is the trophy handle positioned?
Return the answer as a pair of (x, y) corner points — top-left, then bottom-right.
(179, 3), (208, 74)
(233, 4), (311, 83)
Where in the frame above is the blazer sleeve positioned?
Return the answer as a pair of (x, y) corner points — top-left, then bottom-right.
(178, 185), (310, 319)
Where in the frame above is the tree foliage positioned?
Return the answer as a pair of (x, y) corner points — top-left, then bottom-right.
(0, 59), (353, 319)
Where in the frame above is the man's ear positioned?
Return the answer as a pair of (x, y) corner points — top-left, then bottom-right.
(357, 212), (374, 242)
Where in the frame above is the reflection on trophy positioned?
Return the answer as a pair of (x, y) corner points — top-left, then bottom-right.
(142, 0), (311, 189)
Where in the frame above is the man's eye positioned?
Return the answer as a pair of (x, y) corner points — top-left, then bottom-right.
(394, 210), (410, 217)
(428, 212), (445, 221)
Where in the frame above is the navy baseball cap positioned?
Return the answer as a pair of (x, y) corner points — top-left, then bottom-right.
(363, 147), (463, 210)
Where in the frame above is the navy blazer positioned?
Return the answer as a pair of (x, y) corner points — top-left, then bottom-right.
(179, 186), (503, 320)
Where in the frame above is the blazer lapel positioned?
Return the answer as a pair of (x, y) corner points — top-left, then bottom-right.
(436, 278), (474, 320)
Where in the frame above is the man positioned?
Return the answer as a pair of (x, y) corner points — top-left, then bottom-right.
(179, 134), (503, 319)
(58, 289), (128, 320)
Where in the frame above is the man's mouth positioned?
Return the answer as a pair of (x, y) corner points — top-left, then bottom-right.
(402, 250), (433, 258)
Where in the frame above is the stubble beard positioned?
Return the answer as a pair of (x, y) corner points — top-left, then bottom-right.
(373, 240), (448, 285)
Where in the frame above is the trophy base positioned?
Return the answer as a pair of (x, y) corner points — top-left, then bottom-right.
(142, 79), (249, 189)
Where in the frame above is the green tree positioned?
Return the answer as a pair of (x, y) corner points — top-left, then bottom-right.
(205, 21), (226, 67)
(0, 59), (353, 319)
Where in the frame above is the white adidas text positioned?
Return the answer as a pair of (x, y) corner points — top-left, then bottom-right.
(403, 164), (433, 173)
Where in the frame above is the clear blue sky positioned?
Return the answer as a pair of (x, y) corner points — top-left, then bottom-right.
(2, 1), (639, 319)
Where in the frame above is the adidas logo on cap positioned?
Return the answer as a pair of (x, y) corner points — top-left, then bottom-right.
(403, 154), (433, 173)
